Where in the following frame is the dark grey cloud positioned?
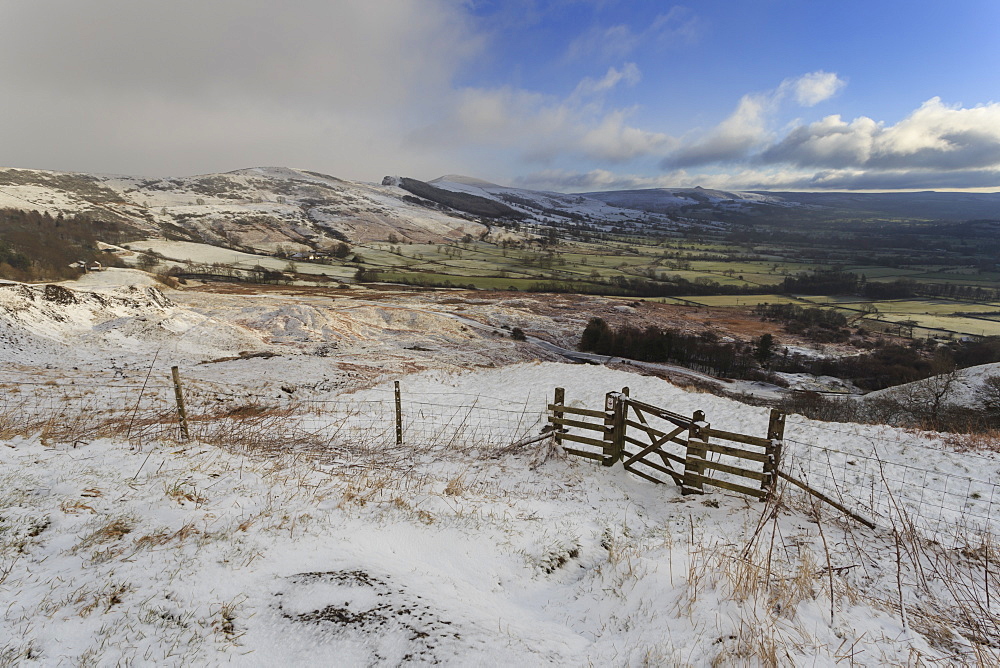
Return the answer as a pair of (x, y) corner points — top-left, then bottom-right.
(0, 1), (481, 178)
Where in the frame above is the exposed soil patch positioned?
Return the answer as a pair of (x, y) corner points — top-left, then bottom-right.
(275, 569), (462, 664)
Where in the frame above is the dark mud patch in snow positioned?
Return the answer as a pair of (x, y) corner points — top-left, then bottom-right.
(275, 569), (461, 664)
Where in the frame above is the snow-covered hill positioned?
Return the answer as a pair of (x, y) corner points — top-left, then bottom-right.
(428, 175), (669, 229)
(5, 166), (1000, 259)
(581, 185), (803, 217)
(862, 361), (1000, 411)
(0, 167), (489, 252)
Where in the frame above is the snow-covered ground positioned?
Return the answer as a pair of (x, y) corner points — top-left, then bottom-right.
(3, 272), (1000, 665)
(864, 361), (1000, 410)
(120, 240), (355, 279)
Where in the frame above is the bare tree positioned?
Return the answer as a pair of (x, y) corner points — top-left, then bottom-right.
(895, 361), (961, 430)
(975, 374), (1000, 418)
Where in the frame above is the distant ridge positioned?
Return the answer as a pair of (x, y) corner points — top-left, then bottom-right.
(0, 165), (490, 250)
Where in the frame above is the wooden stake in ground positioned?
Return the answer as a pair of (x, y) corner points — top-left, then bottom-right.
(762, 409), (785, 498)
(394, 380), (403, 446)
(603, 392), (623, 466)
(553, 387), (565, 447)
(171, 365), (189, 441)
(683, 410), (707, 494)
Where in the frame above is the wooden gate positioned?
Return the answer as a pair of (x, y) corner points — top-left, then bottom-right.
(549, 387), (784, 501)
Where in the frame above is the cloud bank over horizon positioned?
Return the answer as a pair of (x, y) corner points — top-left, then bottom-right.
(1, 1), (998, 192)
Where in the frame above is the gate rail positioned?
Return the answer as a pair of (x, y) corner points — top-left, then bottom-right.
(549, 387), (785, 501)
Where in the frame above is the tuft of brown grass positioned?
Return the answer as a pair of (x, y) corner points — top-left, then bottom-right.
(78, 582), (132, 618)
(76, 517), (135, 552)
(133, 523), (200, 551)
(164, 482), (208, 505)
(60, 500), (96, 515)
(443, 471), (467, 496)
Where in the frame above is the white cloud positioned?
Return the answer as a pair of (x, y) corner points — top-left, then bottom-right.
(572, 64), (641, 99)
(534, 92), (1000, 192)
(576, 110), (675, 162)
(761, 115), (880, 168)
(872, 97), (1000, 169)
(760, 98), (1000, 172)
(565, 5), (700, 61)
(650, 6), (702, 46)
(785, 71), (846, 107)
(663, 93), (774, 168)
(662, 71), (846, 168)
(421, 66), (671, 165)
(514, 169), (677, 192)
(566, 24), (642, 62)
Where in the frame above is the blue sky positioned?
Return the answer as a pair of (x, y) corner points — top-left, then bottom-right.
(2, 0), (998, 191)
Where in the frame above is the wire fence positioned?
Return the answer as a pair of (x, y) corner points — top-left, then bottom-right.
(0, 374), (549, 463)
(781, 431), (1000, 550)
(3, 373), (998, 548)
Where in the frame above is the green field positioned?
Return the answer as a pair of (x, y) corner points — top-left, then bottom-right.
(683, 294), (806, 307)
(270, 223), (1000, 341)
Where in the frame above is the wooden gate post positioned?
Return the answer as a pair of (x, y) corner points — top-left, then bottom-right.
(603, 392), (624, 466)
(394, 380), (403, 446)
(613, 389), (627, 463)
(553, 387), (565, 447)
(170, 365), (190, 441)
(762, 409), (786, 498)
(683, 409), (707, 494)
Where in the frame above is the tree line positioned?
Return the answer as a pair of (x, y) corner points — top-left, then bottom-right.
(579, 317), (766, 380)
(781, 269), (999, 301)
(0, 208), (139, 281)
(579, 315), (1000, 393)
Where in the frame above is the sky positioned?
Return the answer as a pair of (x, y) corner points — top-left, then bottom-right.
(1, 0), (999, 192)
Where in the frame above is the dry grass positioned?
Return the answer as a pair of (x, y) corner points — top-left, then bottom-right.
(75, 517), (135, 552)
(164, 482), (208, 506)
(60, 500), (96, 515)
(941, 428), (1000, 452)
(133, 524), (201, 551)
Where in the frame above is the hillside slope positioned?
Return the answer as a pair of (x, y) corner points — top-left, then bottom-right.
(4, 361), (1000, 664)
(0, 167), (490, 252)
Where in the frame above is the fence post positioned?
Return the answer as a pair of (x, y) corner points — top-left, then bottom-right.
(603, 392), (621, 466)
(553, 387), (565, 447)
(762, 409), (786, 498)
(394, 380), (403, 445)
(615, 388), (629, 462)
(170, 365), (189, 442)
(683, 409), (707, 494)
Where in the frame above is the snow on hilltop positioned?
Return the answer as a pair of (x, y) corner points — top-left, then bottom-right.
(581, 186), (791, 214)
(428, 175), (671, 228)
(0, 166), (488, 251)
